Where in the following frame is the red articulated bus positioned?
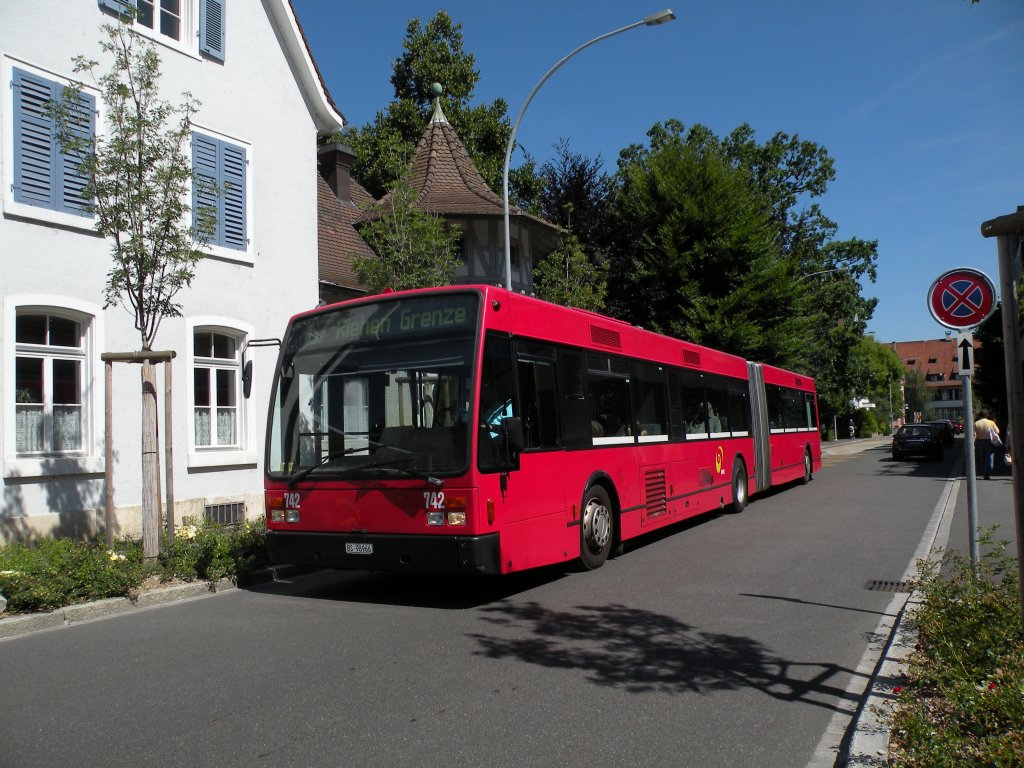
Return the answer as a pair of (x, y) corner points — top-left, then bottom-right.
(264, 285), (821, 574)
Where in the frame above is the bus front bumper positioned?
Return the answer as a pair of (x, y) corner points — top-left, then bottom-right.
(266, 530), (501, 574)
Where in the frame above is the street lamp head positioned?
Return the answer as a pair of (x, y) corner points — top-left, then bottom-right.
(643, 9), (676, 25)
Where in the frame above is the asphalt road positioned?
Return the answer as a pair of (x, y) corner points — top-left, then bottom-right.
(0, 440), (969, 768)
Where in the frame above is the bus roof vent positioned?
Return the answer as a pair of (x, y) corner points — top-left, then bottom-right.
(682, 349), (701, 367)
(590, 326), (621, 348)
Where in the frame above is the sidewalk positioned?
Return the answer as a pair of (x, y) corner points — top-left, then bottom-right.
(843, 437), (1017, 766)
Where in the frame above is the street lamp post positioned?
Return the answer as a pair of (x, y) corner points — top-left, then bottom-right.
(501, 9), (676, 291)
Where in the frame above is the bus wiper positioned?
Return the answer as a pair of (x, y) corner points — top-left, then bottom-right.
(287, 454), (442, 488)
(371, 459), (444, 488)
(286, 441), (412, 488)
(287, 451), (348, 487)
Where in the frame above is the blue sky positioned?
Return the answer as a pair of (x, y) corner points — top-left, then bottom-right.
(291, 0), (1023, 343)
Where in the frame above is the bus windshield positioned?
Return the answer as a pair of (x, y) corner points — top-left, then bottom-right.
(267, 293), (479, 483)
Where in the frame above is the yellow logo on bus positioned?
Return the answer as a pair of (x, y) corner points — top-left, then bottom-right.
(715, 446), (725, 475)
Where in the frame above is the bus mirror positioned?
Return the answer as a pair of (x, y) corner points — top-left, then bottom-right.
(502, 416), (524, 453)
(242, 360), (253, 399)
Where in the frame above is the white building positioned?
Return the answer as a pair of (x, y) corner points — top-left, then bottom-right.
(1, 0), (343, 541)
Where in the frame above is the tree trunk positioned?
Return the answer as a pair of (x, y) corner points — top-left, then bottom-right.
(141, 360), (161, 559)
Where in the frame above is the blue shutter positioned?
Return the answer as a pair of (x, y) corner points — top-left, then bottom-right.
(193, 132), (246, 251)
(59, 90), (95, 216)
(192, 132), (220, 242)
(97, 0), (134, 16)
(220, 142), (247, 250)
(12, 68), (58, 209)
(12, 68), (93, 217)
(199, 0), (226, 62)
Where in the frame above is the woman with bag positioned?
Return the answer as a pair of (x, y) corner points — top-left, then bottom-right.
(973, 409), (1001, 480)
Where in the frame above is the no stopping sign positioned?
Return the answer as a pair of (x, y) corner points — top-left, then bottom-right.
(927, 268), (997, 330)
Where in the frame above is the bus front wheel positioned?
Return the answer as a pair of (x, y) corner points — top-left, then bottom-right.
(580, 485), (614, 570)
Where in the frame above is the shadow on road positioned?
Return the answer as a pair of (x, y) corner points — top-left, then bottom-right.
(246, 566), (573, 609)
(468, 601), (864, 713)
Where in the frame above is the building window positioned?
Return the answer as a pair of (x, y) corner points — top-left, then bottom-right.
(14, 312), (89, 455)
(10, 66), (94, 217)
(192, 329), (242, 448)
(98, 1), (224, 61)
(192, 131), (248, 252)
(137, 0), (183, 40)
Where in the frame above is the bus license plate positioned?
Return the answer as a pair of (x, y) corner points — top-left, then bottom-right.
(345, 542), (373, 555)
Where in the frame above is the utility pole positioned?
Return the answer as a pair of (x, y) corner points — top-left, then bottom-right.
(980, 205), (1024, 623)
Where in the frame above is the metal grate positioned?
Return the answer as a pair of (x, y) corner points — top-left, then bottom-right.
(682, 349), (701, 367)
(645, 469), (667, 519)
(865, 579), (912, 593)
(205, 501), (246, 526)
(590, 326), (622, 348)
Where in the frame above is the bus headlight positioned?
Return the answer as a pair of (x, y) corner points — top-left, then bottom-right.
(427, 511), (445, 526)
(285, 509), (300, 523)
(447, 511), (467, 526)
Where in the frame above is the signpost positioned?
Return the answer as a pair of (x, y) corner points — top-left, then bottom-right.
(927, 268), (997, 567)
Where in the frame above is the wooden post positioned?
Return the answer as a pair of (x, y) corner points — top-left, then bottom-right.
(141, 359), (159, 559)
(104, 360), (114, 549)
(100, 350), (176, 559)
(164, 358), (175, 542)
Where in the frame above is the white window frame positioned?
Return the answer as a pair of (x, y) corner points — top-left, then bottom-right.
(185, 316), (256, 468)
(1, 55), (101, 232)
(120, 0), (201, 59)
(190, 126), (254, 266)
(3, 295), (104, 478)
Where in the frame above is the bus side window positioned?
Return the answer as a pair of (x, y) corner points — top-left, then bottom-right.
(516, 342), (560, 450)
(478, 333), (518, 473)
(633, 363), (668, 437)
(559, 351), (591, 449)
(728, 379), (751, 434)
(587, 354), (632, 442)
(804, 392), (818, 429)
(705, 375), (730, 435)
(679, 369), (707, 438)
(767, 385), (785, 430)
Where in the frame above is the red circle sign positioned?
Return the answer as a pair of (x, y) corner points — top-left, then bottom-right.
(927, 268), (997, 329)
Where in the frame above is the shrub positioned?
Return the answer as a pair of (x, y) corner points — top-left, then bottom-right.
(0, 538), (145, 613)
(0, 518), (270, 615)
(159, 517), (269, 583)
(889, 529), (1024, 767)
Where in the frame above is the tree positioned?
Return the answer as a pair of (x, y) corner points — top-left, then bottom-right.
(852, 337), (904, 434)
(536, 138), (613, 253)
(903, 367), (935, 423)
(353, 177), (461, 293)
(974, 304), (1007, 422)
(51, 21), (213, 557)
(606, 120), (807, 366)
(533, 234), (608, 312)
(343, 11), (539, 204)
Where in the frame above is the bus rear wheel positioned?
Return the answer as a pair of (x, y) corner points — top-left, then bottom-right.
(580, 485), (614, 570)
(731, 460), (748, 513)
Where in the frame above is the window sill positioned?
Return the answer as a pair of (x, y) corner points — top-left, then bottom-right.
(3, 200), (98, 233)
(187, 449), (258, 469)
(3, 455), (104, 479)
(203, 243), (254, 267)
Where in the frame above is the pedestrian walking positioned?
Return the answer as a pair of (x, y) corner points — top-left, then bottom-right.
(973, 409), (1001, 480)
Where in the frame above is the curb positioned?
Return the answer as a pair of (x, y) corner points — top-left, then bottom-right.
(0, 564), (309, 641)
